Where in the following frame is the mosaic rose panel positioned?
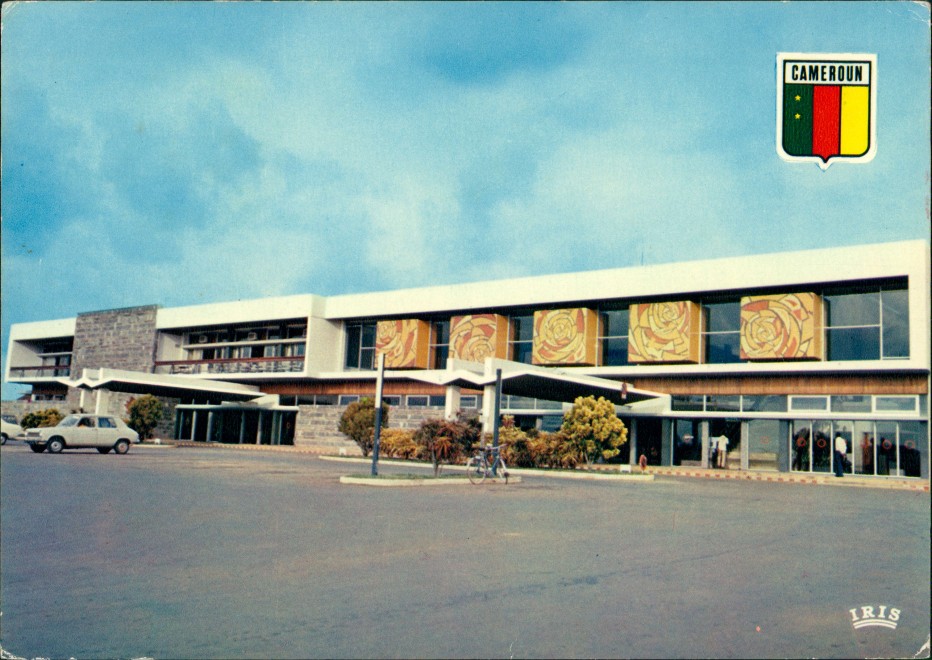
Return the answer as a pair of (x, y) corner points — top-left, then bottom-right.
(375, 319), (431, 369)
(740, 293), (824, 360)
(532, 308), (598, 366)
(628, 301), (702, 363)
(449, 314), (509, 362)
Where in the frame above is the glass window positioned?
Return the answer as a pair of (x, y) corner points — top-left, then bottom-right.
(881, 288), (909, 358)
(899, 421), (925, 478)
(406, 395), (429, 407)
(98, 417), (116, 428)
(742, 395), (787, 412)
(600, 308), (629, 366)
(509, 315), (535, 364)
(706, 395), (740, 412)
(338, 395), (360, 405)
(344, 322), (376, 370)
(702, 300), (741, 364)
(429, 395), (446, 407)
(825, 290), (879, 326)
(790, 396), (829, 411)
(673, 419), (702, 465)
(382, 396), (401, 406)
(459, 395), (481, 409)
(831, 395), (872, 413)
(827, 327), (880, 361)
(671, 395), (704, 411)
(431, 320), (450, 369)
(874, 396), (918, 413)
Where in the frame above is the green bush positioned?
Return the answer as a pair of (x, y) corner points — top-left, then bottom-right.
(126, 395), (164, 441)
(20, 408), (64, 429)
(414, 415), (481, 476)
(338, 397), (390, 457)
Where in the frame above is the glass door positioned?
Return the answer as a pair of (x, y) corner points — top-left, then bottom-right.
(747, 419), (780, 471)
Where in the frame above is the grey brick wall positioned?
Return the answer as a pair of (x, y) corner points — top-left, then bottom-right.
(72, 305), (159, 376)
(293, 405), (446, 454)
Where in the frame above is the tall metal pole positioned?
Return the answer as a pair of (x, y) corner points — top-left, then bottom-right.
(371, 353), (386, 476)
(492, 368), (502, 476)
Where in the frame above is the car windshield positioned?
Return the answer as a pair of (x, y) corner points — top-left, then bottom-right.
(1, 415), (17, 424)
(58, 415), (81, 427)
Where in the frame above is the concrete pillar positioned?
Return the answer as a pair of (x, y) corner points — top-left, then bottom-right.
(741, 421), (750, 471)
(660, 419), (673, 466)
(481, 383), (496, 434)
(701, 420), (710, 469)
(630, 418), (638, 464)
(444, 384), (461, 420)
(239, 412), (246, 444)
(206, 411), (214, 442)
(94, 388), (110, 415)
(258, 412), (266, 445)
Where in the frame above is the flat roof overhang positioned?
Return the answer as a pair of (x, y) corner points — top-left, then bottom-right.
(68, 368), (263, 401)
(396, 358), (663, 406)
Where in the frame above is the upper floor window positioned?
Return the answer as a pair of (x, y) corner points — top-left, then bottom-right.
(599, 307), (629, 366)
(825, 283), (908, 361)
(431, 320), (450, 369)
(344, 322), (376, 370)
(702, 299), (741, 364)
(509, 315), (534, 364)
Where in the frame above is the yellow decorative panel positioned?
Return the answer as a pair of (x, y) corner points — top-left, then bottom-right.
(449, 314), (509, 362)
(628, 301), (702, 363)
(740, 293), (824, 360)
(532, 308), (598, 366)
(375, 319), (431, 369)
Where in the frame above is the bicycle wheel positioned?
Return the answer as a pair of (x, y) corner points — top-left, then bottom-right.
(466, 455), (487, 484)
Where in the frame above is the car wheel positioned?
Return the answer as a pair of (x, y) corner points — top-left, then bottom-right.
(97, 447), (112, 454)
(1, 434), (6, 445)
(47, 437), (65, 454)
(29, 444), (46, 453)
(113, 439), (130, 455)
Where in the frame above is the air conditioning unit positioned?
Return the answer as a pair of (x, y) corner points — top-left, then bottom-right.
(198, 335), (208, 344)
(246, 332), (258, 341)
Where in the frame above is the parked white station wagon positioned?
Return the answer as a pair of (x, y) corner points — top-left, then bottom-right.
(24, 414), (140, 454)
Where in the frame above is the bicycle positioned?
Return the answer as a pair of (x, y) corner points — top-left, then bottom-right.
(465, 445), (509, 484)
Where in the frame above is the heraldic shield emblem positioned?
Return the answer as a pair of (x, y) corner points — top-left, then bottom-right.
(777, 53), (877, 169)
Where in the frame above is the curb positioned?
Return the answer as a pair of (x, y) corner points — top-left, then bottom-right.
(339, 475), (518, 487)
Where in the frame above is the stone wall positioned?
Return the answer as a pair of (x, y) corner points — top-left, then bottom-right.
(72, 305), (159, 376)
(292, 405), (446, 454)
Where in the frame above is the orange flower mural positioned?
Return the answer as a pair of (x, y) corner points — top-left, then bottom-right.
(449, 314), (508, 362)
(532, 308), (598, 365)
(376, 319), (430, 369)
(740, 293), (823, 360)
(628, 301), (701, 363)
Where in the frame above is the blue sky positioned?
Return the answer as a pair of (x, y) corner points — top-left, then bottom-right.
(1, 1), (929, 399)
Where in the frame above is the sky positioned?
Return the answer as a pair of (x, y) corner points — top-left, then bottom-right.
(1, 1), (930, 400)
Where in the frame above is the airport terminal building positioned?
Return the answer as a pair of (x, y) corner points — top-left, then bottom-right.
(4, 240), (929, 479)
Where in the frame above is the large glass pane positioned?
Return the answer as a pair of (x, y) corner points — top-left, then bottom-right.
(705, 301), (740, 332)
(672, 395), (704, 411)
(898, 422), (923, 478)
(825, 290), (879, 326)
(852, 421), (875, 475)
(601, 309), (629, 336)
(875, 422), (897, 476)
(512, 315), (534, 342)
(827, 327), (880, 361)
(707, 395), (740, 412)
(831, 395), (871, 413)
(832, 421), (854, 475)
(602, 337), (629, 366)
(748, 419), (780, 471)
(791, 421), (811, 471)
(344, 325), (362, 369)
(881, 288), (909, 358)
(706, 333), (741, 363)
(673, 419), (702, 466)
(812, 421), (832, 473)
(743, 395), (787, 412)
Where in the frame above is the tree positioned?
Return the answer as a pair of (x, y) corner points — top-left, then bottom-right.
(560, 396), (628, 469)
(338, 397), (390, 457)
(126, 395), (164, 441)
(20, 408), (63, 429)
(414, 415), (481, 476)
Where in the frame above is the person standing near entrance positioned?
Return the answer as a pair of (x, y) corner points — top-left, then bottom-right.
(716, 435), (729, 468)
(834, 435), (847, 477)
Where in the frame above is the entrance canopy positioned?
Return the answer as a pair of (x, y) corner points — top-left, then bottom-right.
(69, 368), (263, 401)
(398, 358), (663, 407)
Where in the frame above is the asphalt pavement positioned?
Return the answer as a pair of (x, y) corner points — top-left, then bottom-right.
(1, 443), (928, 659)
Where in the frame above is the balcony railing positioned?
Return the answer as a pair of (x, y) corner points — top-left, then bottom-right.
(154, 356), (305, 376)
(8, 365), (72, 378)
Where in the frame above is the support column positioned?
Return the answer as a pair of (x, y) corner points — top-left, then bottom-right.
(444, 384), (461, 421)
(630, 419), (638, 464)
(206, 411), (214, 443)
(94, 388), (110, 415)
(481, 383), (497, 434)
(258, 412), (266, 445)
(701, 420), (710, 469)
(740, 421), (750, 471)
(239, 412), (246, 444)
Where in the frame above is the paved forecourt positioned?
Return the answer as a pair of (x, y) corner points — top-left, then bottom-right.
(1, 443), (928, 659)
